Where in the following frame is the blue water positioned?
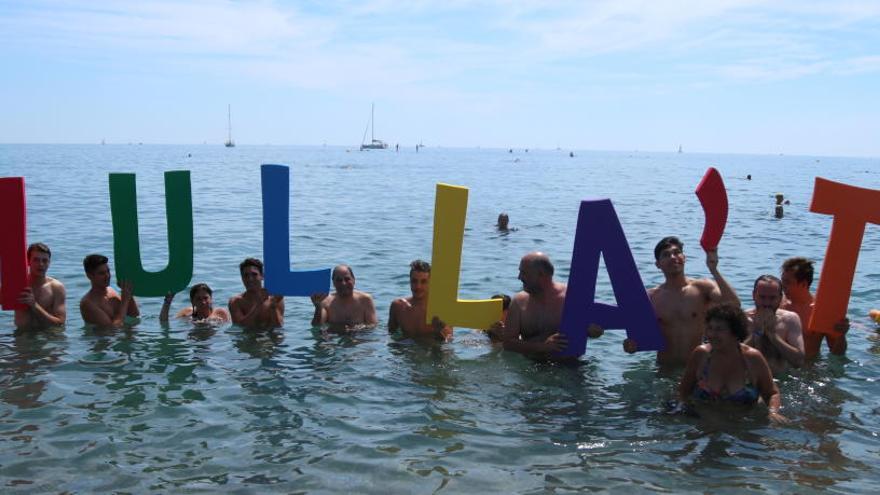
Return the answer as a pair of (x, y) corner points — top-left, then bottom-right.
(1, 144), (879, 493)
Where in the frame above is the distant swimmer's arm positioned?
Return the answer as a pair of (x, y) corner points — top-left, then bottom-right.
(704, 248), (740, 307)
(310, 293), (328, 326)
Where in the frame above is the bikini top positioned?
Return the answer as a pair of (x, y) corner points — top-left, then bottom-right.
(694, 347), (760, 405)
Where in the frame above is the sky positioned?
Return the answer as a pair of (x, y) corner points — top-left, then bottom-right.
(1, 0), (879, 156)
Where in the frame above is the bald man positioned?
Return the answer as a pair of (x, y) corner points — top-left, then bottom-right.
(310, 264), (377, 329)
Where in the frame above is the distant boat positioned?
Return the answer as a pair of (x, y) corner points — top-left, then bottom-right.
(225, 104), (235, 148)
(678, 144), (683, 153)
(360, 103), (388, 150)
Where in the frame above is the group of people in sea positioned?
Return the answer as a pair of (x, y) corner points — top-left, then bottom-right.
(1, 229), (866, 424)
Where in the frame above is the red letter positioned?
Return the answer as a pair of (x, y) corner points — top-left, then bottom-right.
(0, 177), (28, 311)
(809, 178), (880, 334)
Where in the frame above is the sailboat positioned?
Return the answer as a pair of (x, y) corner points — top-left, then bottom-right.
(225, 104), (235, 148)
(360, 103), (388, 150)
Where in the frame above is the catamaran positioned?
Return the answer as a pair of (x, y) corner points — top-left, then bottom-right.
(360, 103), (388, 150)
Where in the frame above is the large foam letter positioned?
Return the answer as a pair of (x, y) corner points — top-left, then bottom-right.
(109, 171), (194, 297)
(0, 178), (28, 311)
(808, 178), (880, 334)
(557, 199), (665, 357)
(695, 167), (728, 251)
(261, 164), (330, 296)
(426, 184), (502, 329)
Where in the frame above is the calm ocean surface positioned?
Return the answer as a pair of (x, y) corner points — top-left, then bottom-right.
(1, 144), (879, 493)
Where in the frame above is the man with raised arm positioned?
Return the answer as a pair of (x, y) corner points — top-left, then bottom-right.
(228, 258), (284, 329)
(780, 257), (849, 358)
(13, 243), (66, 330)
(503, 252), (602, 360)
(746, 274), (805, 375)
(625, 236), (740, 366)
(310, 264), (377, 329)
(79, 253), (139, 328)
(388, 260), (451, 341)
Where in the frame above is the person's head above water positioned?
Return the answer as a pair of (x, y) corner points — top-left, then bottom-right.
(497, 213), (510, 230)
(189, 283), (214, 314)
(518, 252), (554, 295)
(753, 274), (784, 312)
(83, 253), (111, 288)
(239, 258), (264, 291)
(705, 303), (750, 344)
(332, 264), (356, 297)
(654, 236), (686, 277)
(781, 257), (814, 296)
(409, 259), (431, 300)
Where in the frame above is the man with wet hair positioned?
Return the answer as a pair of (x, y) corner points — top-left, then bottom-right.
(780, 257), (849, 358)
(79, 253), (139, 328)
(746, 274), (805, 375)
(388, 260), (451, 340)
(12, 243), (67, 330)
(625, 236), (740, 366)
(503, 251), (602, 359)
(228, 258), (284, 329)
(310, 264), (377, 329)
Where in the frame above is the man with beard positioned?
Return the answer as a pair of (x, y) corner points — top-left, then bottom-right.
(228, 258), (284, 329)
(503, 251), (601, 359)
(746, 274), (805, 375)
(13, 243), (67, 330)
(79, 253), (139, 328)
(310, 264), (377, 329)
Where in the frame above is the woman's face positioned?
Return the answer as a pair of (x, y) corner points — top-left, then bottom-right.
(706, 318), (737, 349)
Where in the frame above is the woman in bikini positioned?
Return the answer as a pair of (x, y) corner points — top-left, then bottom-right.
(679, 303), (787, 423)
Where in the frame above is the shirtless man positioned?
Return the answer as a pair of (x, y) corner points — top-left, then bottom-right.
(13, 243), (66, 330)
(228, 258), (284, 329)
(79, 253), (140, 328)
(161, 283), (230, 323)
(780, 257), (849, 358)
(310, 264), (377, 329)
(503, 252), (593, 360)
(625, 236), (740, 366)
(388, 260), (451, 341)
(746, 274), (805, 375)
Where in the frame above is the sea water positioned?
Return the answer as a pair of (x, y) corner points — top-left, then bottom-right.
(0, 144), (879, 493)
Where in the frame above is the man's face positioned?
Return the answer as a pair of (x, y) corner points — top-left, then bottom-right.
(518, 259), (541, 295)
(87, 263), (111, 288)
(333, 269), (355, 297)
(410, 271), (430, 299)
(753, 280), (783, 312)
(780, 270), (807, 297)
(241, 266), (263, 291)
(655, 245), (685, 275)
(28, 251), (50, 277)
(191, 289), (213, 312)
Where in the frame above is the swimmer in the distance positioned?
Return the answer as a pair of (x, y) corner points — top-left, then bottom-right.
(161, 283), (230, 323)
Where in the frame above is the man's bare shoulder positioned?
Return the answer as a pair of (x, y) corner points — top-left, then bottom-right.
(778, 308), (801, 324)
(512, 291), (530, 304)
(390, 297), (409, 310)
(228, 293), (245, 306)
(47, 277), (66, 290)
(690, 277), (718, 292)
(353, 290), (374, 302)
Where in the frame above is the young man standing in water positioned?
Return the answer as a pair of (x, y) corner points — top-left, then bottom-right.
(388, 260), (451, 341)
(780, 257), (849, 358)
(746, 274), (805, 375)
(228, 258), (284, 329)
(12, 243), (67, 330)
(310, 264), (377, 329)
(79, 253), (139, 328)
(624, 237), (740, 366)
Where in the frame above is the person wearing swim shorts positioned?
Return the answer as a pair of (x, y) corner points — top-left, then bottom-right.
(679, 304), (786, 424)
